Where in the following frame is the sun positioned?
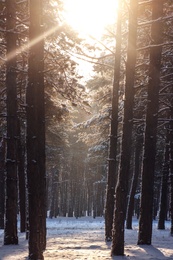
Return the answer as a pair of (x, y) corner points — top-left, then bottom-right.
(63, 0), (118, 38)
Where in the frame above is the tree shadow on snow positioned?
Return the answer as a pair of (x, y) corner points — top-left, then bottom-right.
(138, 244), (170, 259)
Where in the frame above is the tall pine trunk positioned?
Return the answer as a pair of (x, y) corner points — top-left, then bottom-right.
(111, 0), (138, 255)
(138, 0), (163, 245)
(4, 0), (18, 245)
(105, 0), (122, 241)
(26, 0), (46, 258)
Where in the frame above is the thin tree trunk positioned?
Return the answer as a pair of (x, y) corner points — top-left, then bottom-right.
(0, 138), (5, 229)
(18, 124), (26, 233)
(111, 0), (138, 255)
(26, 0), (46, 258)
(50, 171), (59, 218)
(4, 0), (18, 245)
(158, 132), (169, 230)
(170, 103), (173, 235)
(126, 133), (143, 229)
(104, 0), (122, 241)
(138, 0), (163, 245)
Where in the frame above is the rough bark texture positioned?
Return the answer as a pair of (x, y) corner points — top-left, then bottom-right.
(111, 0), (138, 255)
(138, 0), (163, 245)
(27, 0), (46, 259)
(104, 1), (122, 241)
(4, 0), (18, 245)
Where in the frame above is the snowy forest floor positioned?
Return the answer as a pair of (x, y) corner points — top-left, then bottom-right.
(0, 216), (173, 259)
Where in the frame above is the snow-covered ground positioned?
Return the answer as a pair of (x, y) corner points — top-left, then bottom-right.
(0, 217), (172, 259)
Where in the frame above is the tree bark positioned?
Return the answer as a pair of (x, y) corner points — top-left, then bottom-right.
(4, 0), (18, 245)
(26, 0), (46, 258)
(50, 171), (59, 218)
(18, 124), (26, 233)
(126, 132), (143, 229)
(170, 101), (173, 235)
(158, 132), (169, 230)
(0, 138), (5, 229)
(138, 0), (163, 245)
(104, 0), (122, 241)
(111, 0), (138, 255)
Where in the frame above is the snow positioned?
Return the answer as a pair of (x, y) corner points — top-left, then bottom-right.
(0, 217), (173, 259)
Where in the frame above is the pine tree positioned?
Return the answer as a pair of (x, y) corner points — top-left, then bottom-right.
(138, 0), (163, 245)
(26, 0), (46, 258)
(105, 0), (122, 241)
(111, 0), (138, 255)
(4, 0), (18, 245)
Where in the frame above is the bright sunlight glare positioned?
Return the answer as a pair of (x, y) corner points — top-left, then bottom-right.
(63, 0), (118, 38)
